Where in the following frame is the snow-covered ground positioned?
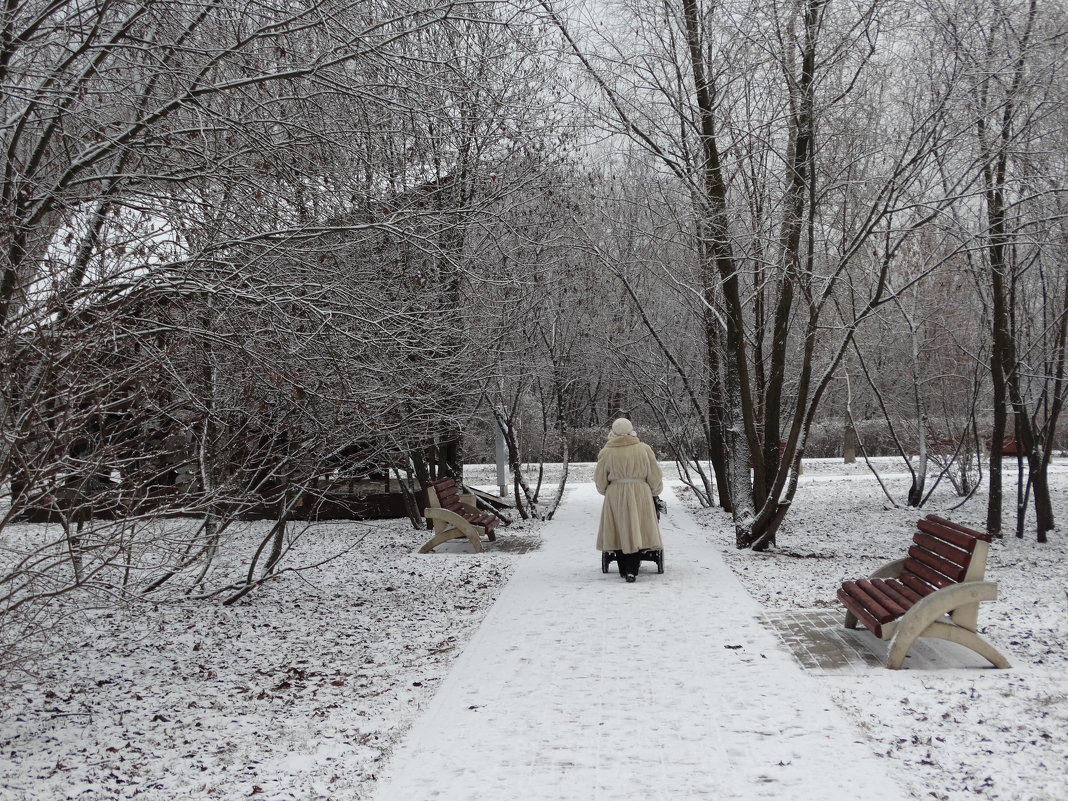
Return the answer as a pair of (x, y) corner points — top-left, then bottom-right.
(696, 457), (1068, 801)
(0, 457), (1064, 800)
(371, 481), (907, 801)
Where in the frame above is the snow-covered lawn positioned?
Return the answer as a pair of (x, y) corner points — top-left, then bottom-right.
(0, 519), (540, 800)
(694, 458), (1068, 801)
(0, 457), (1064, 800)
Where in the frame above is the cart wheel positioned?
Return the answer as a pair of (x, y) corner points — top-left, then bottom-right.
(601, 551), (610, 574)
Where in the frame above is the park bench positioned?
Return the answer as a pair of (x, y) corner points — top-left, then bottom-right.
(419, 477), (501, 554)
(837, 514), (1010, 670)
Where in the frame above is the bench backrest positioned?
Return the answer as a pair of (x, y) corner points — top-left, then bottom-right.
(427, 477), (464, 513)
(904, 515), (991, 595)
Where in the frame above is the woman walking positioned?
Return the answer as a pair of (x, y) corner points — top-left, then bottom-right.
(594, 418), (663, 582)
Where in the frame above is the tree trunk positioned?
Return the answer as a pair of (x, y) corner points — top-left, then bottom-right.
(1030, 452), (1054, 543)
(978, 0), (1037, 540)
(722, 356), (756, 548)
(261, 489), (290, 577)
(66, 519), (85, 585)
(987, 354), (1007, 537)
(682, 0), (758, 545)
(843, 421), (857, 464)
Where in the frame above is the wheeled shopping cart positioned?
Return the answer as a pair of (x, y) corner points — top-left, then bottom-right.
(600, 495), (665, 575)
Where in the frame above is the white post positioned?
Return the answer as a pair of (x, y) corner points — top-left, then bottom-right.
(495, 420), (509, 497)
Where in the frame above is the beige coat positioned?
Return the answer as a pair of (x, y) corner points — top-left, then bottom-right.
(594, 434), (663, 553)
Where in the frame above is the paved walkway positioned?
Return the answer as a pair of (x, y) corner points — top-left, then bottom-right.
(372, 483), (906, 801)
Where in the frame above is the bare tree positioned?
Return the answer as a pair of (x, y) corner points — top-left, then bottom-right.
(932, 0), (1067, 540)
(0, 0), (570, 667)
(543, 0), (981, 548)
(847, 247), (988, 507)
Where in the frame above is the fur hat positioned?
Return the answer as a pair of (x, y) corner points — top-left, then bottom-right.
(611, 418), (635, 436)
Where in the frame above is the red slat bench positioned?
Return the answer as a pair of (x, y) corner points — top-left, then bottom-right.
(419, 477), (500, 554)
(837, 514), (1010, 669)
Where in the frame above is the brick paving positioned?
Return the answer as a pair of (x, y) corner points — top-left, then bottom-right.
(759, 607), (996, 673)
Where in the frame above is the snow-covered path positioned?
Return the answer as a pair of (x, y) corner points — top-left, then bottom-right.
(372, 483), (905, 801)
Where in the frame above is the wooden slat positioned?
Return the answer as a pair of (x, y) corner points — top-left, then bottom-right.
(926, 514), (991, 543)
(436, 488), (461, 506)
(427, 478), (469, 515)
(870, 578), (919, 613)
(916, 518), (980, 551)
(837, 589), (884, 638)
(880, 577), (925, 605)
(913, 532), (971, 570)
(908, 544), (967, 583)
(431, 478), (499, 530)
(901, 569), (942, 596)
(840, 580), (896, 624)
(857, 579), (909, 618)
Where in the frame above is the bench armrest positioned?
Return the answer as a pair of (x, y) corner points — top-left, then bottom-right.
(424, 507), (480, 533)
(870, 558), (906, 580)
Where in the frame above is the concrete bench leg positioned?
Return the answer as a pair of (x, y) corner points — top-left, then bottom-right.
(884, 582), (1008, 670)
(886, 619), (1010, 670)
(419, 528), (484, 554)
(420, 509), (485, 554)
